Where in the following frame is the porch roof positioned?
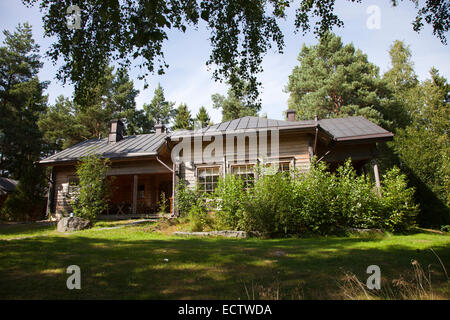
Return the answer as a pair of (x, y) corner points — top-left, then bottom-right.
(39, 133), (167, 165)
(0, 177), (18, 195)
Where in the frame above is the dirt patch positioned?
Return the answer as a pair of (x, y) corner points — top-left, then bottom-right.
(143, 218), (190, 235)
(268, 250), (287, 257)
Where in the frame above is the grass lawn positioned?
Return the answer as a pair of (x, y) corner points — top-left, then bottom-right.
(0, 220), (449, 299)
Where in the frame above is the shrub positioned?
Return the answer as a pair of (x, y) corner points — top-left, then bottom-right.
(176, 179), (198, 217)
(378, 167), (419, 232)
(71, 154), (110, 222)
(188, 197), (214, 232)
(0, 166), (47, 222)
(331, 160), (380, 229)
(241, 172), (295, 235)
(204, 159), (420, 236)
(158, 191), (169, 214)
(291, 161), (336, 234)
(213, 174), (246, 230)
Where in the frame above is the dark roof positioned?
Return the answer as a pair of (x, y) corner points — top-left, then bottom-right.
(172, 115), (393, 141)
(40, 133), (167, 164)
(318, 116), (393, 141)
(171, 116), (316, 139)
(39, 116), (393, 165)
(0, 177), (18, 194)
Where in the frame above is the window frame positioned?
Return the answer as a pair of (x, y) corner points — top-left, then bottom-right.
(196, 166), (221, 193)
(278, 161), (291, 173)
(67, 176), (80, 195)
(231, 163), (256, 188)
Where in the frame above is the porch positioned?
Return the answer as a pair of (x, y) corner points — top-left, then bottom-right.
(101, 172), (173, 218)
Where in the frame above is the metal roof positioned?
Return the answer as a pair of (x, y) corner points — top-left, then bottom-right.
(0, 177), (18, 194)
(39, 116), (393, 165)
(318, 116), (393, 141)
(170, 116), (316, 139)
(39, 133), (167, 164)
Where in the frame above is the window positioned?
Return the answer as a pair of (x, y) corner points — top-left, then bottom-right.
(138, 185), (145, 199)
(279, 162), (291, 173)
(232, 164), (255, 188)
(197, 167), (220, 193)
(67, 177), (80, 195)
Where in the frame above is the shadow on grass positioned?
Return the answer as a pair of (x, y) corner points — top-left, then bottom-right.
(0, 231), (449, 299)
(0, 221), (56, 237)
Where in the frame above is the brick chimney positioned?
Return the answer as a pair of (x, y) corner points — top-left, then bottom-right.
(108, 119), (124, 143)
(286, 109), (296, 122)
(155, 123), (166, 134)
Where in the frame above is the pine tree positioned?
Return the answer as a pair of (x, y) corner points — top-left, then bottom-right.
(143, 83), (176, 129)
(0, 23), (47, 220)
(39, 67), (144, 151)
(173, 103), (193, 130)
(0, 23), (47, 177)
(195, 106), (213, 128)
(286, 33), (391, 127)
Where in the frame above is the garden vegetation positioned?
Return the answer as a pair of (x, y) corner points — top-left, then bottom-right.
(177, 160), (419, 236)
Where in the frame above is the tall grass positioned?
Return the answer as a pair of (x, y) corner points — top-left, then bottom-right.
(338, 251), (449, 300)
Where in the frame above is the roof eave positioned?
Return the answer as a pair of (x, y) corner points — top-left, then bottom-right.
(170, 124), (318, 139)
(38, 152), (159, 166)
(334, 133), (394, 144)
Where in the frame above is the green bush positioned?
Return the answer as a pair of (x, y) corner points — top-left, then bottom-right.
(241, 172), (295, 235)
(157, 191), (169, 214)
(176, 180), (198, 217)
(291, 161), (337, 234)
(71, 154), (110, 222)
(198, 160), (419, 236)
(188, 197), (213, 232)
(378, 167), (419, 232)
(213, 174), (246, 230)
(331, 161), (381, 229)
(0, 166), (47, 222)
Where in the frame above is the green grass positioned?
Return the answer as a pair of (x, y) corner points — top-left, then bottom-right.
(0, 221), (449, 299)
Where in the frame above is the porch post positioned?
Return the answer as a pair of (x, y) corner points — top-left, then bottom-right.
(132, 175), (138, 214)
(373, 159), (381, 196)
(45, 167), (55, 220)
(172, 163), (176, 216)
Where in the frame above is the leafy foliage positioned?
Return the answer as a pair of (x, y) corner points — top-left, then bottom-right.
(212, 174), (246, 230)
(378, 167), (419, 232)
(211, 160), (419, 235)
(71, 154), (110, 222)
(157, 191), (169, 214)
(175, 180), (198, 217)
(212, 76), (260, 121)
(23, 0), (449, 102)
(0, 23), (47, 221)
(0, 166), (47, 222)
(241, 171), (295, 235)
(381, 44), (450, 227)
(188, 197), (213, 232)
(39, 67), (144, 154)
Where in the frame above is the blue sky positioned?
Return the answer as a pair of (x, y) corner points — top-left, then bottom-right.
(0, 1), (448, 123)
